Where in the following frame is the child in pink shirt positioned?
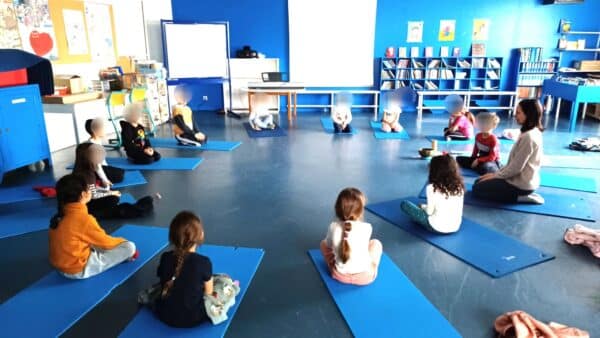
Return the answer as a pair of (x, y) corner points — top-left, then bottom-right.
(443, 95), (474, 140)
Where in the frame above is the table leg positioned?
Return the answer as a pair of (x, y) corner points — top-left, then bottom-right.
(508, 94), (515, 116)
(374, 92), (379, 120)
(582, 103), (588, 120)
(247, 92), (252, 113)
(293, 92), (297, 118)
(555, 98), (562, 118)
(569, 100), (579, 132)
(287, 92), (291, 121)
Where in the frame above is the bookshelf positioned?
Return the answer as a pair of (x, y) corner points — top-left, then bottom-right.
(379, 56), (503, 93)
(515, 47), (559, 98)
(555, 22), (600, 74)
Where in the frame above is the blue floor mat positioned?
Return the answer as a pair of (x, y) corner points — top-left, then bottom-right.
(426, 135), (514, 145)
(243, 123), (287, 138)
(366, 197), (554, 278)
(459, 168), (597, 193)
(112, 171), (147, 189)
(149, 138), (242, 152)
(369, 121), (410, 140)
(119, 245), (264, 338)
(106, 157), (203, 171)
(308, 250), (460, 338)
(542, 155), (600, 170)
(0, 183), (53, 205)
(418, 183), (595, 222)
(319, 117), (358, 135)
(0, 225), (168, 337)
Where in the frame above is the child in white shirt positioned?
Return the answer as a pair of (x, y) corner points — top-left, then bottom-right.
(249, 93), (276, 131)
(401, 154), (464, 234)
(320, 188), (382, 285)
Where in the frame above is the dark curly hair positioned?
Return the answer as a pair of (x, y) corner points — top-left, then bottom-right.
(428, 154), (464, 196)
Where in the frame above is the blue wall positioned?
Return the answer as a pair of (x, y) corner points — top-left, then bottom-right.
(171, 0), (600, 110)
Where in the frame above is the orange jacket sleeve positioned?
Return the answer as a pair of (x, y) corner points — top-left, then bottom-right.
(81, 217), (126, 250)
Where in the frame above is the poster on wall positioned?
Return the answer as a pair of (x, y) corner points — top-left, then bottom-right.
(62, 9), (88, 55)
(406, 21), (423, 43)
(84, 2), (115, 61)
(0, 0), (22, 49)
(472, 18), (490, 41)
(438, 20), (455, 42)
(13, 0), (58, 59)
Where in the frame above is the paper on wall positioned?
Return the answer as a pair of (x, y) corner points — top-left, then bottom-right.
(62, 9), (88, 55)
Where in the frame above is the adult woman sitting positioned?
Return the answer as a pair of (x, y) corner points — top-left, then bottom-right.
(472, 99), (544, 204)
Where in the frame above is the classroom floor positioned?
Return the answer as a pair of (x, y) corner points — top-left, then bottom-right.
(1, 107), (599, 337)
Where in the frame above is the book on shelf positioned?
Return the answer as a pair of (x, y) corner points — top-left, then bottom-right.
(411, 59), (424, 68)
(454, 80), (461, 90)
(441, 69), (454, 79)
(457, 59), (471, 68)
(425, 47), (433, 57)
(472, 58), (485, 68)
(398, 69), (409, 79)
(427, 59), (440, 68)
(452, 47), (461, 57)
(488, 58), (501, 68)
(380, 70), (395, 79)
(398, 47), (407, 58)
(485, 80), (498, 90)
(456, 71), (468, 79)
(440, 46), (449, 57)
(412, 82), (423, 90)
(441, 59), (453, 68)
(472, 85), (484, 90)
(412, 69), (423, 79)
(519, 47), (542, 62)
(398, 59), (410, 68)
(382, 60), (396, 68)
(381, 81), (393, 90)
(559, 19), (571, 34)
(472, 43), (486, 57)
(426, 69), (439, 79)
(486, 70), (499, 79)
(396, 80), (406, 88)
(425, 80), (438, 90)
(410, 47), (419, 57)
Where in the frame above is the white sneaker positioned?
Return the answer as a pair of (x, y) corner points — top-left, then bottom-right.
(517, 193), (545, 204)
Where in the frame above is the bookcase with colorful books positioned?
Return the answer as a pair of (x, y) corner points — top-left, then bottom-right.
(515, 47), (558, 98)
(379, 56), (504, 93)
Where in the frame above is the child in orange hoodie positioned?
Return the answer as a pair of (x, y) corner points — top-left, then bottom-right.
(49, 173), (138, 279)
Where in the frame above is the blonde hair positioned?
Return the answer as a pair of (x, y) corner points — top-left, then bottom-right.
(476, 112), (500, 132)
(124, 103), (143, 123)
(334, 188), (366, 264)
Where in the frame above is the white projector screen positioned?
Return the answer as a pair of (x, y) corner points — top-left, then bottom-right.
(163, 23), (228, 79)
(288, 0), (377, 87)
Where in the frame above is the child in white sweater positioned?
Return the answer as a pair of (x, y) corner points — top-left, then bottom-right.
(401, 154), (464, 233)
(320, 188), (382, 285)
(249, 93), (276, 131)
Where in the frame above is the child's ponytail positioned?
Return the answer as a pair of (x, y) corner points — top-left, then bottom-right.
(161, 248), (187, 298)
(464, 111), (475, 125)
(49, 173), (90, 229)
(340, 222), (352, 263)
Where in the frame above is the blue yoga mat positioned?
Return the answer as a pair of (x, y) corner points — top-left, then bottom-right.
(366, 197), (554, 278)
(459, 168), (597, 193)
(243, 122), (287, 138)
(106, 157), (202, 171)
(426, 135), (514, 145)
(542, 155), (600, 170)
(369, 121), (410, 140)
(149, 138), (242, 152)
(112, 171), (147, 189)
(119, 245), (264, 338)
(320, 117), (358, 135)
(0, 225), (168, 337)
(418, 183), (595, 222)
(308, 250), (460, 338)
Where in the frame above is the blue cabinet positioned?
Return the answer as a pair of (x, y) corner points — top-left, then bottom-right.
(0, 85), (52, 182)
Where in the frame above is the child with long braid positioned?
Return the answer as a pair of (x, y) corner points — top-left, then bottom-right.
(320, 188), (383, 286)
(48, 174), (138, 279)
(155, 211), (214, 328)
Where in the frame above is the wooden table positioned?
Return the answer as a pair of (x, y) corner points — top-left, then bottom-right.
(247, 86), (303, 120)
(542, 79), (600, 132)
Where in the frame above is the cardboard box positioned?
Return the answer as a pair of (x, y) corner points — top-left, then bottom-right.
(54, 75), (85, 94)
(573, 60), (600, 71)
(42, 92), (102, 104)
(117, 56), (136, 73)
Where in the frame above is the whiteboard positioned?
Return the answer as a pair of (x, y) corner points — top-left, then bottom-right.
(288, 0), (377, 87)
(163, 22), (228, 79)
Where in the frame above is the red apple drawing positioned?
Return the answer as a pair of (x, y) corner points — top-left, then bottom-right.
(29, 30), (53, 56)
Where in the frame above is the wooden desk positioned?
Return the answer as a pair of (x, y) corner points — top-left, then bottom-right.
(542, 79), (600, 132)
(247, 88), (300, 120)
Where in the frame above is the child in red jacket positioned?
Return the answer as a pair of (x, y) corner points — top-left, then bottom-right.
(457, 112), (501, 175)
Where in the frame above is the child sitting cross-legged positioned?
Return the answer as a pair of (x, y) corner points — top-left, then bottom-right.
(320, 188), (383, 285)
(49, 173), (138, 279)
(331, 92), (353, 133)
(84, 117), (125, 186)
(456, 112), (502, 175)
(120, 103), (161, 164)
(248, 92), (276, 131)
(443, 95), (474, 140)
(172, 85), (207, 146)
(400, 154), (464, 234)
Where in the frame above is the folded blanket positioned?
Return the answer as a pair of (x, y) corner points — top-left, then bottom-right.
(495, 310), (589, 338)
(564, 224), (600, 258)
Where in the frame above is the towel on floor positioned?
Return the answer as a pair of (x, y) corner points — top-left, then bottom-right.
(494, 310), (589, 338)
(564, 224), (600, 258)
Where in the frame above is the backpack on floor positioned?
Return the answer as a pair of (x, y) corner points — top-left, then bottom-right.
(568, 137), (600, 152)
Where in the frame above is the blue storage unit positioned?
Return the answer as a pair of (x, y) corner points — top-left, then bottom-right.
(0, 85), (52, 182)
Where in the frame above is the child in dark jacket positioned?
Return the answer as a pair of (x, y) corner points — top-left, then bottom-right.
(120, 103), (161, 164)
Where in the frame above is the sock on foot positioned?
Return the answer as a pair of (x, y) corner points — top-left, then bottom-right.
(517, 193), (545, 204)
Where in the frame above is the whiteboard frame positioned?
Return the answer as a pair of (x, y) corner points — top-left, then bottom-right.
(161, 20), (232, 113)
